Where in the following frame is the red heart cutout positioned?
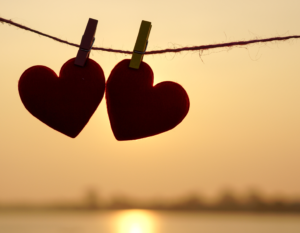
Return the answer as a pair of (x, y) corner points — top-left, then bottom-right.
(18, 58), (105, 138)
(106, 59), (189, 140)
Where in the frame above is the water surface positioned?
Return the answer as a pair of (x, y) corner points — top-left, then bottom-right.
(1, 210), (300, 233)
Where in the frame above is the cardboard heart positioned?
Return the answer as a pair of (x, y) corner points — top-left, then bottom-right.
(18, 58), (105, 138)
(106, 59), (189, 141)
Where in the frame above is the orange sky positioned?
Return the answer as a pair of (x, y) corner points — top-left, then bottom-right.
(1, 0), (300, 203)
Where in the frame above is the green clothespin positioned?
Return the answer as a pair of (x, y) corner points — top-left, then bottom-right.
(129, 20), (152, 69)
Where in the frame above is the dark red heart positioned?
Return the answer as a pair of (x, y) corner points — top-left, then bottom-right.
(106, 59), (190, 141)
(18, 58), (105, 138)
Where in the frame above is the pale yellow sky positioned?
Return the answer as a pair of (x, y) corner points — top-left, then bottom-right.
(1, 0), (300, 203)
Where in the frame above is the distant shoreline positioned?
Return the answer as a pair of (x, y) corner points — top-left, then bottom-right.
(2, 189), (300, 214)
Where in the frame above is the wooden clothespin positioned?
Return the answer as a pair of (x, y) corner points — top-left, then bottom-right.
(74, 18), (98, 67)
(129, 20), (152, 69)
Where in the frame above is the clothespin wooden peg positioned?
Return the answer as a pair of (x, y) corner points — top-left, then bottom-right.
(129, 20), (152, 69)
(74, 18), (98, 67)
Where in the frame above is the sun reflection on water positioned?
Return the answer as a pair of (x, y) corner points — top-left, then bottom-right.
(113, 209), (157, 233)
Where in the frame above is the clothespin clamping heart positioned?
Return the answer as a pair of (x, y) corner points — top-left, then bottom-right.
(106, 20), (190, 141)
(18, 19), (106, 138)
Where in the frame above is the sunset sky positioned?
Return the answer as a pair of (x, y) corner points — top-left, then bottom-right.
(1, 0), (300, 203)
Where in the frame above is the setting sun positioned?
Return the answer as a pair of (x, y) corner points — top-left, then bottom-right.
(114, 210), (157, 233)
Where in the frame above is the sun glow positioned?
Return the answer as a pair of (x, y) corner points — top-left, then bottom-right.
(114, 209), (157, 233)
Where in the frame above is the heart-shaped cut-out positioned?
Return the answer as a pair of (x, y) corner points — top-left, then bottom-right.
(18, 58), (105, 138)
(106, 59), (189, 140)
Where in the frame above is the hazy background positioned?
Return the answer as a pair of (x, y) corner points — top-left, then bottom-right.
(1, 0), (300, 204)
